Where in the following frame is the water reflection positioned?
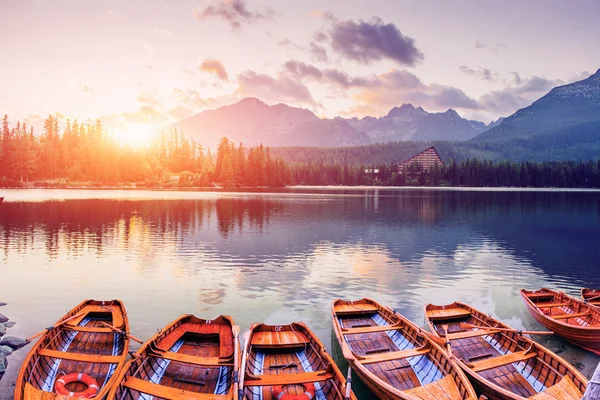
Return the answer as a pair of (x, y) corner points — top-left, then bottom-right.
(0, 189), (599, 396)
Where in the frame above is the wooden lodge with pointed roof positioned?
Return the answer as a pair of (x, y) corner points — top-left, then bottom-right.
(397, 146), (444, 175)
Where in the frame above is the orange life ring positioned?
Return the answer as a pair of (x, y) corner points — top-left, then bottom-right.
(272, 383), (316, 400)
(54, 372), (99, 398)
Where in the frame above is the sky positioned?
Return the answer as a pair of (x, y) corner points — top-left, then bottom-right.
(1, 0), (600, 138)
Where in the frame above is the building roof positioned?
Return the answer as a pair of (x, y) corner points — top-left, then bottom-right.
(398, 147), (444, 171)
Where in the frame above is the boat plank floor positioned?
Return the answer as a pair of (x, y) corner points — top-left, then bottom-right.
(39, 320), (118, 395)
(259, 351), (307, 399)
(340, 315), (422, 392)
(451, 336), (537, 397)
(152, 339), (223, 394)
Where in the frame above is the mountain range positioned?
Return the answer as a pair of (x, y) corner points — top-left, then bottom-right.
(171, 98), (497, 148)
(171, 69), (600, 161)
(470, 69), (600, 160)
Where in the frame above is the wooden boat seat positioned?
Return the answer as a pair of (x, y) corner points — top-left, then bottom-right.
(250, 330), (309, 347)
(526, 293), (555, 299)
(404, 375), (462, 400)
(342, 323), (402, 335)
(426, 307), (471, 321)
(38, 348), (122, 364)
(550, 312), (591, 320)
(68, 304), (124, 328)
(244, 370), (334, 386)
(122, 376), (228, 400)
(446, 328), (501, 340)
(468, 350), (536, 372)
(157, 323), (234, 359)
(334, 303), (378, 315)
(359, 346), (430, 364)
(530, 376), (582, 400)
(150, 351), (234, 367)
(63, 326), (116, 333)
(536, 302), (571, 309)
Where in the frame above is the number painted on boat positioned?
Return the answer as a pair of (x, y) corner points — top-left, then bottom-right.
(275, 325), (282, 332)
(206, 320), (212, 324)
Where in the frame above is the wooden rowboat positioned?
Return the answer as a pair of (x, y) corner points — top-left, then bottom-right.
(108, 315), (240, 400)
(521, 288), (600, 355)
(332, 298), (478, 400)
(580, 288), (600, 308)
(425, 301), (587, 400)
(240, 322), (356, 400)
(15, 299), (130, 400)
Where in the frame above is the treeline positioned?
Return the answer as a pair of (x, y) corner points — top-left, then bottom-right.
(289, 159), (600, 188)
(1, 114), (600, 188)
(0, 115), (291, 187)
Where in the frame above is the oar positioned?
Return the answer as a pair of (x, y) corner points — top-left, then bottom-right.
(26, 312), (86, 341)
(585, 293), (600, 302)
(459, 322), (554, 335)
(422, 329), (446, 347)
(238, 330), (251, 400)
(442, 325), (453, 358)
(344, 366), (352, 400)
(100, 321), (144, 344)
(232, 326), (240, 398)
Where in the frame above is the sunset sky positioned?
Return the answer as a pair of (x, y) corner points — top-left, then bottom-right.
(2, 0), (600, 135)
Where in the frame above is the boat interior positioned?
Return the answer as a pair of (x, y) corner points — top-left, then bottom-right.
(243, 324), (345, 400)
(524, 290), (600, 327)
(113, 315), (235, 400)
(334, 300), (469, 399)
(426, 303), (583, 399)
(23, 302), (126, 396)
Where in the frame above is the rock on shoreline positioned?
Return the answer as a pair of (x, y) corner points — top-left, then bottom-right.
(0, 303), (28, 382)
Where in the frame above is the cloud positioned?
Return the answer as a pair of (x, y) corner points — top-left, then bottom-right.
(173, 88), (211, 109)
(154, 26), (172, 36)
(284, 60), (377, 89)
(474, 40), (507, 52)
(81, 85), (95, 95)
(199, 58), (229, 80)
(167, 105), (195, 120)
(459, 65), (497, 82)
(237, 71), (317, 107)
(309, 41), (328, 62)
(193, 0), (277, 30)
(349, 69), (479, 116)
(143, 43), (154, 54)
(319, 17), (423, 66)
(478, 75), (561, 115)
(277, 37), (303, 50)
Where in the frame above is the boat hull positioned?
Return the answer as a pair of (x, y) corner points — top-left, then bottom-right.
(332, 298), (477, 400)
(425, 301), (587, 400)
(15, 299), (130, 400)
(521, 289), (600, 354)
(107, 314), (239, 400)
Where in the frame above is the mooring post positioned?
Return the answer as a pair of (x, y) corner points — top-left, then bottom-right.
(583, 361), (600, 399)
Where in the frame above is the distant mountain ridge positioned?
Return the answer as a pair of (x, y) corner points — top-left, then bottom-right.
(171, 98), (494, 148)
(342, 104), (492, 142)
(171, 97), (369, 148)
(475, 69), (600, 141)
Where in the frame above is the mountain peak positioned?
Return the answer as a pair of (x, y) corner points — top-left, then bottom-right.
(386, 103), (419, 118)
(443, 108), (460, 117)
(236, 97), (267, 106)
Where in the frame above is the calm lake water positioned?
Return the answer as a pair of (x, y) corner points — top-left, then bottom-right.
(1, 188), (600, 398)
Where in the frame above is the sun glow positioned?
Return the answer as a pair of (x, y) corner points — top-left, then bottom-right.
(119, 123), (156, 148)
